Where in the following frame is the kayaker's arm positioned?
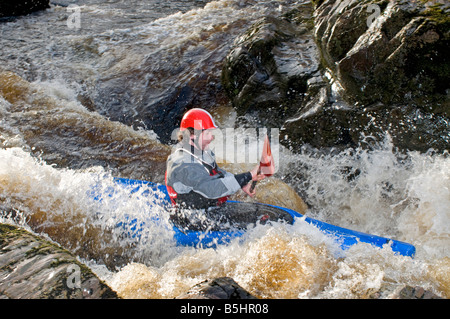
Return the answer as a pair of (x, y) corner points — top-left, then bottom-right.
(234, 172), (252, 187)
(240, 165), (266, 197)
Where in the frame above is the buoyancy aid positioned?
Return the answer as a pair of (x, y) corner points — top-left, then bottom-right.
(165, 147), (229, 208)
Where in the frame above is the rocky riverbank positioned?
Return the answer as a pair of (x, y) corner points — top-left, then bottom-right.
(222, 0), (449, 152)
(0, 0), (49, 19)
(1, 0), (448, 300)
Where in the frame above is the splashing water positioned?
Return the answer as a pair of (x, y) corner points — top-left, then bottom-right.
(99, 136), (449, 299)
(1, 128), (449, 298)
(279, 136), (450, 262)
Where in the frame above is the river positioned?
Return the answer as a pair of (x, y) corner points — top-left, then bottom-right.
(0, 0), (448, 299)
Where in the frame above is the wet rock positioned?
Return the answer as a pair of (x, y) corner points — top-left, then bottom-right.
(0, 224), (118, 299)
(177, 277), (257, 299)
(315, 0), (449, 110)
(227, 0), (449, 153)
(395, 285), (443, 299)
(309, 0), (449, 152)
(222, 3), (320, 128)
(221, 2), (359, 149)
(0, 0), (49, 18)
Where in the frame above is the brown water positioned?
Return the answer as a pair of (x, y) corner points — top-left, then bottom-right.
(0, 0), (448, 299)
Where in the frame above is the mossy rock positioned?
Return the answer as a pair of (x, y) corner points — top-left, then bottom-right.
(221, 2), (320, 127)
(316, 0), (449, 110)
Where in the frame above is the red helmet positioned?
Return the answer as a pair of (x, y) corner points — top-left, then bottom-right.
(180, 108), (218, 131)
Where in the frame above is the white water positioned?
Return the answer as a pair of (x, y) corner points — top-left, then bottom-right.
(1, 130), (448, 298)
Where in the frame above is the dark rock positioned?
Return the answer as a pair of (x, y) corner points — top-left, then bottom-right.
(0, 0), (49, 18)
(316, 0), (450, 110)
(396, 285), (443, 299)
(283, 98), (450, 152)
(222, 3), (320, 128)
(222, 2), (359, 149)
(0, 224), (118, 299)
(176, 277), (257, 299)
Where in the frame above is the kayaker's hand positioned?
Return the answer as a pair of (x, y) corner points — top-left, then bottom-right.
(250, 165), (266, 182)
(242, 183), (256, 197)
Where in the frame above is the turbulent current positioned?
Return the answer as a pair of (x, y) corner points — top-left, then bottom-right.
(0, 0), (449, 299)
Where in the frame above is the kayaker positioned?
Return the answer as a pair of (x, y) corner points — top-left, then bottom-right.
(165, 108), (266, 213)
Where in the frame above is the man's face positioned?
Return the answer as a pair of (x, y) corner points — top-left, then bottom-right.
(198, 129), (215, 150)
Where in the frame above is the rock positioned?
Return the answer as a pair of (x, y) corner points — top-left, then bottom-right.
(396, 285), (443, 299)
(222, 3), (320, 128)
(0, 224), (118, 299)
(0, 0), (49, 18)
(221, 2), (357, 149)
(176, 277), (257, 299)
(227, 0), (450, 153)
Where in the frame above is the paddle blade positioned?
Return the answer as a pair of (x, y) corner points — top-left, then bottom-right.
(259, 135), (275, 176)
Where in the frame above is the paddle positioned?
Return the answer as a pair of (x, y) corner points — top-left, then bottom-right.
(250, 134), (275, 192)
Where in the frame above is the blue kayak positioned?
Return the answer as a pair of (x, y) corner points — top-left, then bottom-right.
(98, 177), (416, 257)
